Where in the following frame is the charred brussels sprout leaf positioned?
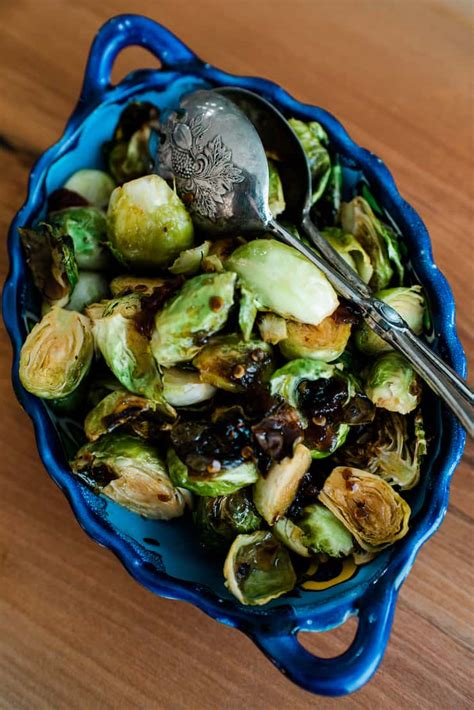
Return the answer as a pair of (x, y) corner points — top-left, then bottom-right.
(341, 197), (404, 290)
(71, 433), (190, 519)
(336, 410), (427, 489)
(48, 207), (110, 271)
(104, 101), (159, 184)
(288, 119), (331, 204)
(279, 315), (352, 363)
(356, 286), (425, 355)
(321, 227), (373, 284)
(167, 448), (258, 497)
(193, 335), (273, 393)
(253, 443), (312, 524)
(319, 466), (411, 552)
(226, 239), (338, 326)
(20, 223), (78, 307)
(194, 491), (262, 550)
(224, 531), (297, 605)
(299, 504), (354, 557)
(364, 352), (421, 414)
(107, 175), (194, 269)
(84, 389), (172, 441)
(151, 272), (236, 367)
(19, 307), (93, 399)
(162, 368), (216, 407)
(63, 169), (116, 210)
(267, 159), (286, 217)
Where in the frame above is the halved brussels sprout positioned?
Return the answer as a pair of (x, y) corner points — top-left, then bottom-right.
(355, 286), (425, 355)
(48, 207), (110, 271)
(168, 241), (211, 275)
(319, 466), (411, 552)
(104, 101), (159, 184)
(258, 313), (288, 345)
(364, 352), (421, 414)
(321, 227), (373, 284)
(288, 118), (331, 204)
(267, 159), (286, 217)
(341, 197), (404, 290)
(19, 307), (93, 399)
(225, 239), (338, 326)
(270, 358), (341, 413)
(194, 491), (262, 551)
(253, 443), (312, 524)
(84, 389), (171, 441)
(162, 368), (216, 407)
(299, 503), (354, 557)
(279, 315), (352, 362)
(63, 169), (116, 209)
(273, 517), (310, 557)
(93, 297), (175, 419)
(20, 223), (78, 307)
(66, 271), (109, 313)
(107, 175), (194, 269)
(167, 449), (258, 497)
(336, 410), (426, 489)
(193, 335), (273, 393)
(223, 531), (296, 605)
(71, 433), (190, 519)
(109, 274), (167, 297)
(151, 272), (236, 367)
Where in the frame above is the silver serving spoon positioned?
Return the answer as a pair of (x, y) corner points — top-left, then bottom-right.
(157, 89), (473, 435)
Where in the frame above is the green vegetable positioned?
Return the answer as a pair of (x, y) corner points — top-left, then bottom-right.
(364, 352), (421, 414)
(19, 307), (93, 399)
(104, 101), (159, 184)
(63, 169), (116, 209)
(48, 207), (110, 271)
(84, 389), (170, 441)
(258, 313), (288, 345)
(321, 227), (373, 284)
(151, 272), (236, 367)
(107, 175), (194, 269)
(289, 118), (331, 203)
(270, 358), (338, 411)
(67, 271), (109, 313)
(226, 239), (338, 326)
(71, 433), (190, 519)
(279, 315), (352, 363)
(223, 531), (296, 605)
(162, 368), (216, 407)
(167, 448), (258, 497)
(109, 274), (166, 298)
(299, 503), (354, 557)
(238, 286), (259, 341)
(267, 159), (286, 217)
(356, 286), (425, 354)
(272, 517), (310, 557)
(193, 335), (273, 392)
(194, 491), (262, 550)
(168, 241), (210, 275)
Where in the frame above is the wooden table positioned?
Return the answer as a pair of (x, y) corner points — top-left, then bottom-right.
(0, 1), (472, 707)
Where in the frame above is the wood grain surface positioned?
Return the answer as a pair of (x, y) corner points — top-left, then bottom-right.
(0, 1), (472, 707)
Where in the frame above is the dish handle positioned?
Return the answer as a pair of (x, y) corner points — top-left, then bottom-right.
(80, 14), (201, 102)
(247, 583), (396, 696)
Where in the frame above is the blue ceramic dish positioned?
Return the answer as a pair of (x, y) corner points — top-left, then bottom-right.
(3, 14), (467, 697)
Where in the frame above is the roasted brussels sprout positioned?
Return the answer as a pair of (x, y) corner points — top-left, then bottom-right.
(151, 272), (236, 367)
(237, 286), (258, 342)
(321, 227), (373, 283)
(267, 159), (286, 217)
(84, 389), (171, 441)
(71, 433), (190, 519)
(48, 207), (110, 271)
(258, 313), (288, 345)
(336, 410), (427, 489)
(341, 196), (404, 290)
(109, 274), (166, 298)
(67, 271), (109, 313)
(19, 307), (93, 399)
(273, 517), (310, 557)
(63, 169), (116, 209)
(364, 352), (421, 414)
(223, 531), (296, 605)
(194, 490), (262, 550)
(279, 315), (352, 362)
(253, 443), (312, 524)
(355, 286), (425, 355)
(93, 296), (175, 418)
(193, 335), (273, 393)
(107, 175), (194, 269)
(167, 448), (258, 497)
(168, 241), (211, 275)
(162, 368), (216, 407)
(20, 223), (78, 307)
(226, 239), (338, 326)
(319, 466), (411, 552)
(288, 118), (331, 203)
(299, 503), (354, 557)
(104, 101), (159, 184)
